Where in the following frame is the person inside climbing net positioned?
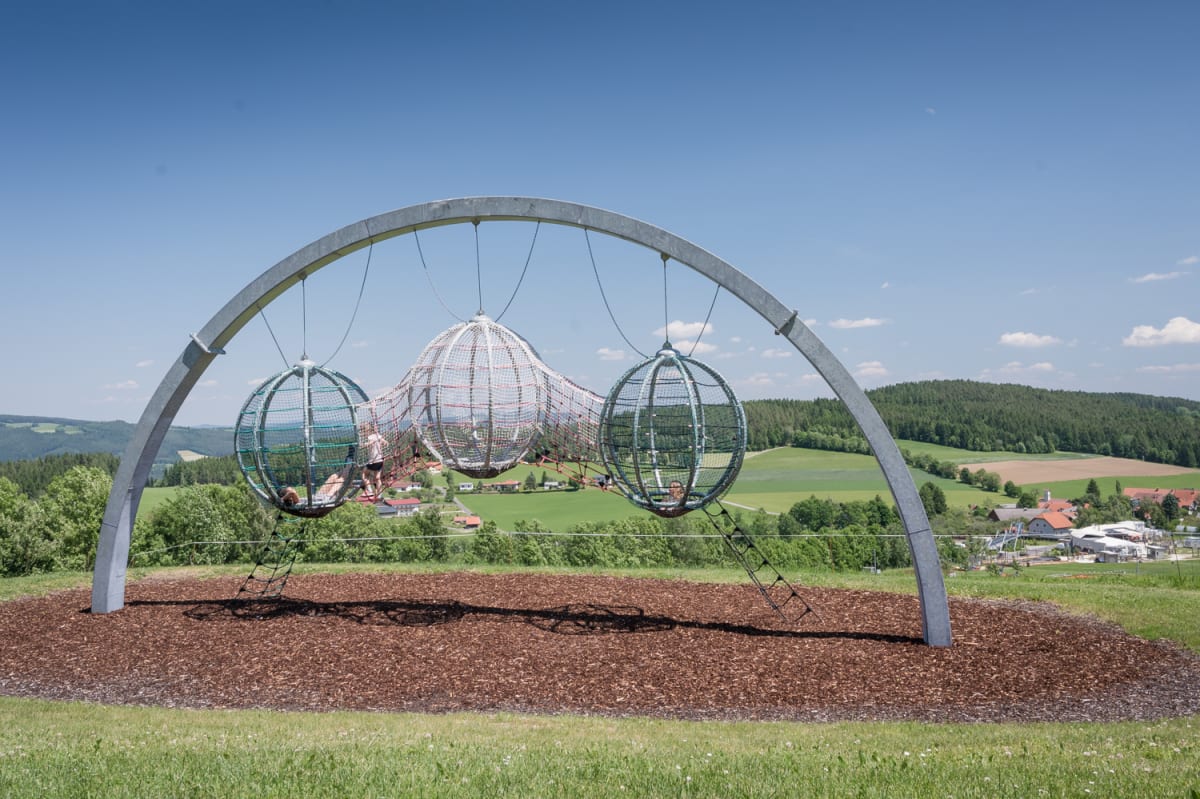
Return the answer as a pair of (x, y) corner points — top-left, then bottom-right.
(279, 485), (301, 507)
(362, 432), (385, 497)
(667, 480), (686, 505)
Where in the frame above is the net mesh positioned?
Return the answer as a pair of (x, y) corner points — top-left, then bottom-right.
(600, 348), (745, 517)
(362, 315), (603, 480)
(235, 361), (367, 517)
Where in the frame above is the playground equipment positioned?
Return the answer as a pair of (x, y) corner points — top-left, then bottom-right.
(234, 360), (367, 518)
(91, 197), (953, 647)
(600, 346), (745, 518)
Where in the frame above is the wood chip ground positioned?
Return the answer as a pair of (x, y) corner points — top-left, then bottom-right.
(2, 572), (1198, 723)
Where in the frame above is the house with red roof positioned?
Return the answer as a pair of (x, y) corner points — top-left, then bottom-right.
(1123, 487), (1200, 512)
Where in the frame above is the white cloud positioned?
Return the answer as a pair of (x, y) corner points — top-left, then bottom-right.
(1122, 316), (1200, 347)
(197, 379), (218, 388)
(104, 380), (139, 390)
(1136, 363), (1200, 374)
(760, 348), (793, 359)
(829, 317), (886, 329)
(999, 331), (1062, 348)
(980, 361), (1056, 379)
(854, 361), (889, 378)
(248, 377), (267, 386)
(740, 372), (775, 387)
(596, 347), (626, 361)
(799, 373), (823, 382)
(674, 340), (717, 355)
(135, 359), (154, 368)
(1131, 271), (1186, 283)
(351, 339), (369, 348)
(880, 281), (890, 289)
(1177, 255), (1199, 266)
(924, 107), (937, 115)
(1020, 288), (1038, 296)
(654, 320), (713, 341)
(729, 336), (742, 344)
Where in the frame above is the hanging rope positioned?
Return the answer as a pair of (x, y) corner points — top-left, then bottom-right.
(257, 304), (290, 369)
(495, 221), (540, 323)
(320, 238), (374, 367)
(585, 229), (648, 360)
(688, 284), (721, 358)
(300, 274), (308, 360)
(474, 219), (483, 315)
(413, 228), (467, 323)
(661, 252), (671, 348)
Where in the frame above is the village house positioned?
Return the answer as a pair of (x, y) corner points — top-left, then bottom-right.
(1027, 511), (1075, 539)
(1123, 487), (1200, 512)
(377, 497), (421, 517)
(487, 480), (522, 493)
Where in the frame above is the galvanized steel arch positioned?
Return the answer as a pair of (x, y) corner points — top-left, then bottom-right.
(92, 196), (952, 646)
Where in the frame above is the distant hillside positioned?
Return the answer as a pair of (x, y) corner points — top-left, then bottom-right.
(6, 379), (1200, 471)
(0, 414), (234, 466)
(743, 380), (1200, 467)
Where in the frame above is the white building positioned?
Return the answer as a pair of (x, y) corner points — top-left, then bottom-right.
(1069, 525), (1149, 560)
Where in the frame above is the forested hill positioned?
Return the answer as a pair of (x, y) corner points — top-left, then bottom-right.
(743, 380), (1200, 467)
(0, 415), (234, 465)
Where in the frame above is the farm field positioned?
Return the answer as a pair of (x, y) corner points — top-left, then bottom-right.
(137, 444), (1200, 530)
(724, 446), (985, 513)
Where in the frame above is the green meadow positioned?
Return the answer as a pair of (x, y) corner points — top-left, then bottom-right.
(1035, 473), (1200, 505)
(135, 444), (1200, 532)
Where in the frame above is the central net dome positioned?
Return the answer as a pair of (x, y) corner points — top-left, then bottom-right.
(406, 314), (546, 478)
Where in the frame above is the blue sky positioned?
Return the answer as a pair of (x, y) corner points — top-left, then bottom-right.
(3, 1), (1199, 427)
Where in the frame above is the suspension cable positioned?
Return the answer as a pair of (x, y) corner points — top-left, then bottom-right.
(320, 238), (374, 367)
(300, 274), (308, 360)
(257, 304), (290, 369)
(495, 221), (540, 323)
(413, 228), (467, 323)
(687, 283), (721, 358)
(585, 229), (648, 359)
(474, 219), (483, 315)
(661, 252), (670, 347)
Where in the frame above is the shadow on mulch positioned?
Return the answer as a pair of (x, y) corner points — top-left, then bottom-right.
(133, 596), (917, 644)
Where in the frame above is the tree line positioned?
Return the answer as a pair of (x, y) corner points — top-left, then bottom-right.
(743, 379), (1200, 466)
(1, 460), (983, 577)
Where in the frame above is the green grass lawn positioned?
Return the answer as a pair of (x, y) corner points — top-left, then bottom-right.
(894, 440), (1098, 463)
(1035, 473), (1200, 503)
(726, 446), (993, 513)
(2, 562), (1198, 798)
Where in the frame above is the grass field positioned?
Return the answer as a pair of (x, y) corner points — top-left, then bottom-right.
(1, 563), (1197, 798)
(139, 443), (1200, 530)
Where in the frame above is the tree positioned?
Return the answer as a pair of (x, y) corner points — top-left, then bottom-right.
(1003, 480), (1019, 498)
(1162, 492), (1181, 522)
(958, 467), (973, 485)
(523, 472), (538, 492)
(1016, 489), (1039, 509)
(0, 477), (54, 576)
(38, 466), (112, 570)
(918, 482), (948, 516)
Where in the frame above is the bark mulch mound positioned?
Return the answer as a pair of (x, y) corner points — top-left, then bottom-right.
(2, 572), (1198, 723)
